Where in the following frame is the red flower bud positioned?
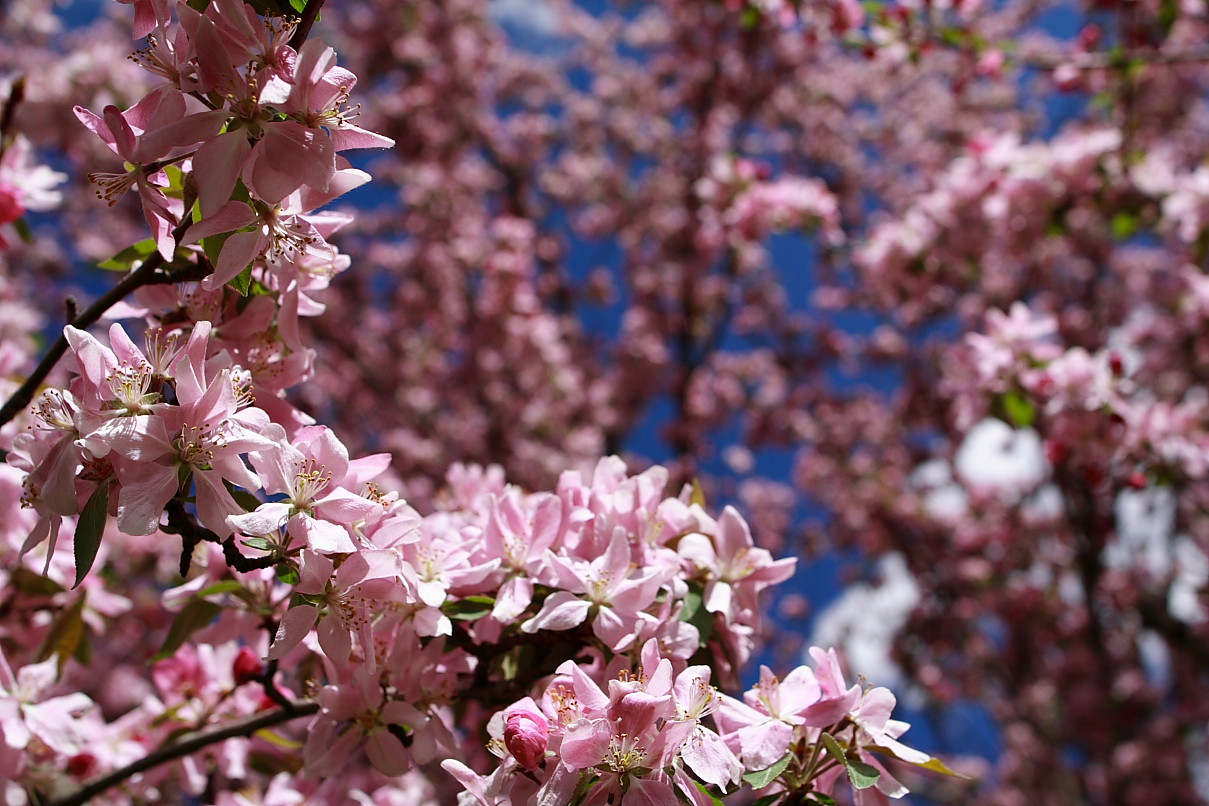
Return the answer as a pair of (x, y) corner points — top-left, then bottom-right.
(66, 752), (98, 779)
(232, 646), (265, 686)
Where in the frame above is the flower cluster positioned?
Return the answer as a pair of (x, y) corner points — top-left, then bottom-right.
(450, 642), (942, 806)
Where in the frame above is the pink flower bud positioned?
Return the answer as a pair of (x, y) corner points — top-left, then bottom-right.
(504, 710), (549, 770)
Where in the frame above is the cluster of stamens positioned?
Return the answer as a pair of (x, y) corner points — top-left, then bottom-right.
(548, 684), (580, 726)
(174, 423), (225, 468)
(106, 362), (158, 414)
(88, 168), (140, 206)
(363, 482), (392, 509)
(754, 674), (781, 714)
(31, 389), (76, 433)
(129, 34), (192, 87)
(290, 458), (332, 506)
(678, 675), (719, 720)
(603, 733), (646, 773)
(262, 206), (318, 262)
(618, 667), (648, 687)
(143, 328), (182, 378)
(19, 477), (40, 509)
(228, 366), (256, 409)
(253, 18), (297, 71)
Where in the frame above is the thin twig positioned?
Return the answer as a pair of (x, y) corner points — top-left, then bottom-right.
(0, 75), (24, 160)
(0, 218), (193, 429)
(46, 700), (319, 806)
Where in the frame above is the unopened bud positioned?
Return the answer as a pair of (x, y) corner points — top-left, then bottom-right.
(504, 710), (549, 770)
(66, 752), (98, 779)
(232, 646), (265, 686)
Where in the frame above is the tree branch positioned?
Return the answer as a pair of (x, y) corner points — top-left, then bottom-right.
(47, 700), (319, 806)
(0, 217), (195, 429)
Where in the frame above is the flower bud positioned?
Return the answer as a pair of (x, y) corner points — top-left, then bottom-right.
(232, 646), (265, 686)
(66, 752), (98, 779)
(504, 710), (549, 770)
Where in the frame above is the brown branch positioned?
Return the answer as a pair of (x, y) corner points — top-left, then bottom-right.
(47, 700), (319, 806)
(0, 217), (194, 429)
(0, 75), (24, 160)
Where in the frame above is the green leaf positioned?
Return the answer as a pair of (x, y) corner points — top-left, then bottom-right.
(692, 781), (726, 806)
(751, 795), (783, 806)
(741, 751), (793, 789)
(810, 795), (838, 805)
(496, 644), (533, 681)
(569, 771), (600, 806)
(153, 599), (222, 661)
(1111, 211), (1139, 240)
(1001, 389), (1035, 428)
(195, 579), (250, 599)
(276, 563), (300, 586)
(242, 536), (277, 551)
(821, 733), (880, 789)
(864, 746), (973, 779)
(36, 593), (87, 675)
(288, 0), (309, 11)
(846, 760), (881, 790)
(98, 238), (158, 271)
(740, 6), (761, 28)
(226, 483), (264, 513)
(74, 482), (110, 589)
(914, 755), (973, 779)
(229, 264), (254, 296)
(13, 217), (32, 244)
(679, 583), (714, 645)
(254, 727), (303, 750)
(10, 567), (65, 596)
(820, 731), (848, 765)
(201, 230), (230, 268)
(443, 595), (495, 621)
(680, 586), (703, 622)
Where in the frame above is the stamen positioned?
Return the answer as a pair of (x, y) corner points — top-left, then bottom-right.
(88, 169), (140, 206)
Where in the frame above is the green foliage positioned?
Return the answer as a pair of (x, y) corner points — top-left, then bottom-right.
(820, 732), (880, 790)
(999, 389), (1036, 428)
(276, 563), (301, 586)
(36, 593), (88, 675)
(154, 599), (222, 661)
(742, 752), (793, 789)
(98, 238), (158, 271)
(443, 595), (496, 621)
(10, 567), (65, 596)
(691, 781), (726, 806)
(73, 481), (109, 588)
(1111, 210), (1140, 240)
(679, 582), (715, 645)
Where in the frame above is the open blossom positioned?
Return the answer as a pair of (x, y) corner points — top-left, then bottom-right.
(75, 87), (227, 258)
(0, 132), (65, 247)
(678, 506), (796, 628)
(521, 525), (671, 651)
(227, 424), (381, 553)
